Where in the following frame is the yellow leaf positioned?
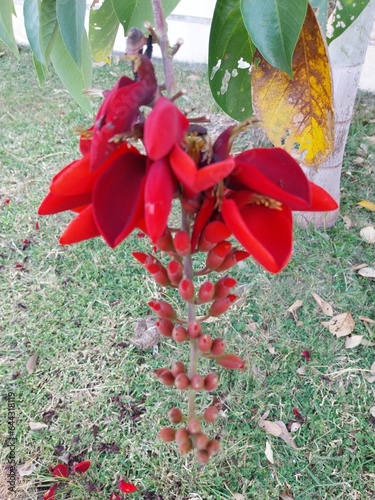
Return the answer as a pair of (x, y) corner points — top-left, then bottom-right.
(357, 200), (375, 212)
(252, 4), (334, 166)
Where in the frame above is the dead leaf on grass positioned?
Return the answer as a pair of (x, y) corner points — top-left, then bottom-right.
(357, 200), (375, 212)
(358, 267), (375, 279)
(297, 366), (306, 375)
(290, 422), (301, 432)
(131, 317), (159, 349)
(323, 312), (355, 337)
(312, 293), (333, 316)
(342, 216), (353, 229)
(26, 353), (39, 374)
(232, 494), (246, 500)
(258, 419), (298, 449)
(265, 440), (274, 464)
(286, 300), (303, 320)
(351, 263), (369, 271)
(29, 422), (48, 431)
(359, 226), (375, 244)
(267, 343), (276, 355)
(364, 362), (375, 383)
(370, 406), (375, 417)
(359, 316), (375, 325)
(17, 461), (36, 477)
(345, 335), (363, 349)
(280, 495), (294, 500)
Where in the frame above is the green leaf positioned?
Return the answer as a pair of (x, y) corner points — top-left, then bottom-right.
(56, 0), (86, 67)
(240, 0), (308, 76)
(89, 0), (119, 63)
(50, 27), (92, 113)
(33, 53), (48, 85)
(39, 0), (57, 60)
(327, 0), (370, 43)
(0, 0), (19, 58)
(208, 0), (255, 121)
(309, 0), (329, 32)
(111, 0), (181, 35)
(24, 0), (45, 63)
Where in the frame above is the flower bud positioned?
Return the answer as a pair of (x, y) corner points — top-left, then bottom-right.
(172, 325), (187, 343)
(168, 407), (183, 424)
(203, 405), (219, 423)
(148, 299), (176, 320)
(215, 250), (249, 272)
(175, 428), (190, 445)
(158, 426), (176, 442)
(187, 321), (202, 339)
(198, 221), (231, 252)
(190, 374), (204, 391)
(215, 353), (245, 370)
(174, 231), (191, 256)
(171, 361), (186, 377)
(206, 439), (220, 456)
(155, 230), (174, 251)
(214, 276), (237, 299)
(187, 418), (201, 435)
(132, 251), (148, 264)
(197, 281), (215, 303)
(174, 373), (190, 390)
(210, 338), (226, 356)
(167, 260), (183, 285)
(146, 263), (170, 286)
(156, 319), (174, 337)
(194, 432), (209, 450)
(204, 372), (219, 391)
(205, 241), (232, 270)
(195, 450), (210, 464)
(208, 295), (237, 317)
(178, 278), (195, 302)
(157, 369), (175, 386)
(178, 440), (192, 455)
(197, 334), (212, 353)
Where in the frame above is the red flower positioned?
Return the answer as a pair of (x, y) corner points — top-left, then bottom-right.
(73, 460), (91, 474)
(118, 479), (137, 493)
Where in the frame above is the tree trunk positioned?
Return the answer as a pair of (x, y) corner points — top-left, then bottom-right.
(296, 0), (375, 228)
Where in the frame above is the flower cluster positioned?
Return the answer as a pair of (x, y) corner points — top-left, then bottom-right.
(38, 55), (338, 462)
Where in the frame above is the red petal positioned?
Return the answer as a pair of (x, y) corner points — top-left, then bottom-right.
(93, 151), (146, 247)
(73, 460), (91, 473)
(118, 479), (137, 493)
(50, 156), (92, 196)
(51, 464), (69, 478)
(190, 194), (216, 251)
(44, 483), (59, 500)
(145, 159), (175, 242)
(305, 182), (338, 211)
(38, 191), (90, 215)
(59, 205), (100, 245)
(194, 157), (235, 192)
(169, 144), (197, 191)
(213, 125), (236, 161)
(144, 97), (189, 160)
(221, 198), (292, 273)
(233, 148), (311, 209)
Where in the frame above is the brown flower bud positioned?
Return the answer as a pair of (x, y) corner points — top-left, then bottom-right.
(156, 319), (174, 337)
(158, 427), (176, 442)
(168, 407), (183, 424)
(158, 369), (175, 386)
(206, 439), (220, 456)
(175, 428), (190, 445)
(210, 338), (225, 356)
(197, 334), (212, 352)
(174, 373), (190, 390)
(195, 449), (210, 464)
(190, 374), (204, 391)
(172, 325), (187, 343)
(186, 418), (201, 435)
(203, 405), (219, 423)
(194, 432), (209, 450)
(204, 372), (219, 391)
(178, 439), (192, 455)
(171, 361), (186, 377)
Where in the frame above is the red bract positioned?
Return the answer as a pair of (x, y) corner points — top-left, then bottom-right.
(118, 479), (137, 493)
(73, 460), (91, 473)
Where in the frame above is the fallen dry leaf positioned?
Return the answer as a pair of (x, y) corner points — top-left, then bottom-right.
(359, 316), (375, 325)
(351, 263), (369, 271)
(359, 226), (375, 244)
(342, 216), (353, 229)
(360, 338), (375, 347)
(259, 419), (298, 449)
(370, 406), (375, 417)
(345, 335), (363, 349)
(297, 366), (306, 375)
(286, 299), (303, 319)
(232, 494), (246, 500)
(312, 293), (333, 316)
(265, 440), (274, 464)
(324, 312), (355, 337)
(358, 267), (375, 279)
(290, 422), (301, 433)
(26, 353), (39, 374)
(364, 362), (375, 383)
(29, 422), (48, 431)
(280, 494), (294, 500)
(267, 343), (276, 355)
(357, 200), (375, 212)
(17, 461), (36, 477)
(260, 409), (271, 420)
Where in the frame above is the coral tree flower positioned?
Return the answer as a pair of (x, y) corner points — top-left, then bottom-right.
(39, 56), (337, 274)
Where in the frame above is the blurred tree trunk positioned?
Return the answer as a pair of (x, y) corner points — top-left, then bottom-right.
(296, 0), (375, 228)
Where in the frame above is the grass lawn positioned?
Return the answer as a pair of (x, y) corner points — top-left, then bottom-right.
(0, 44), (374, 500)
